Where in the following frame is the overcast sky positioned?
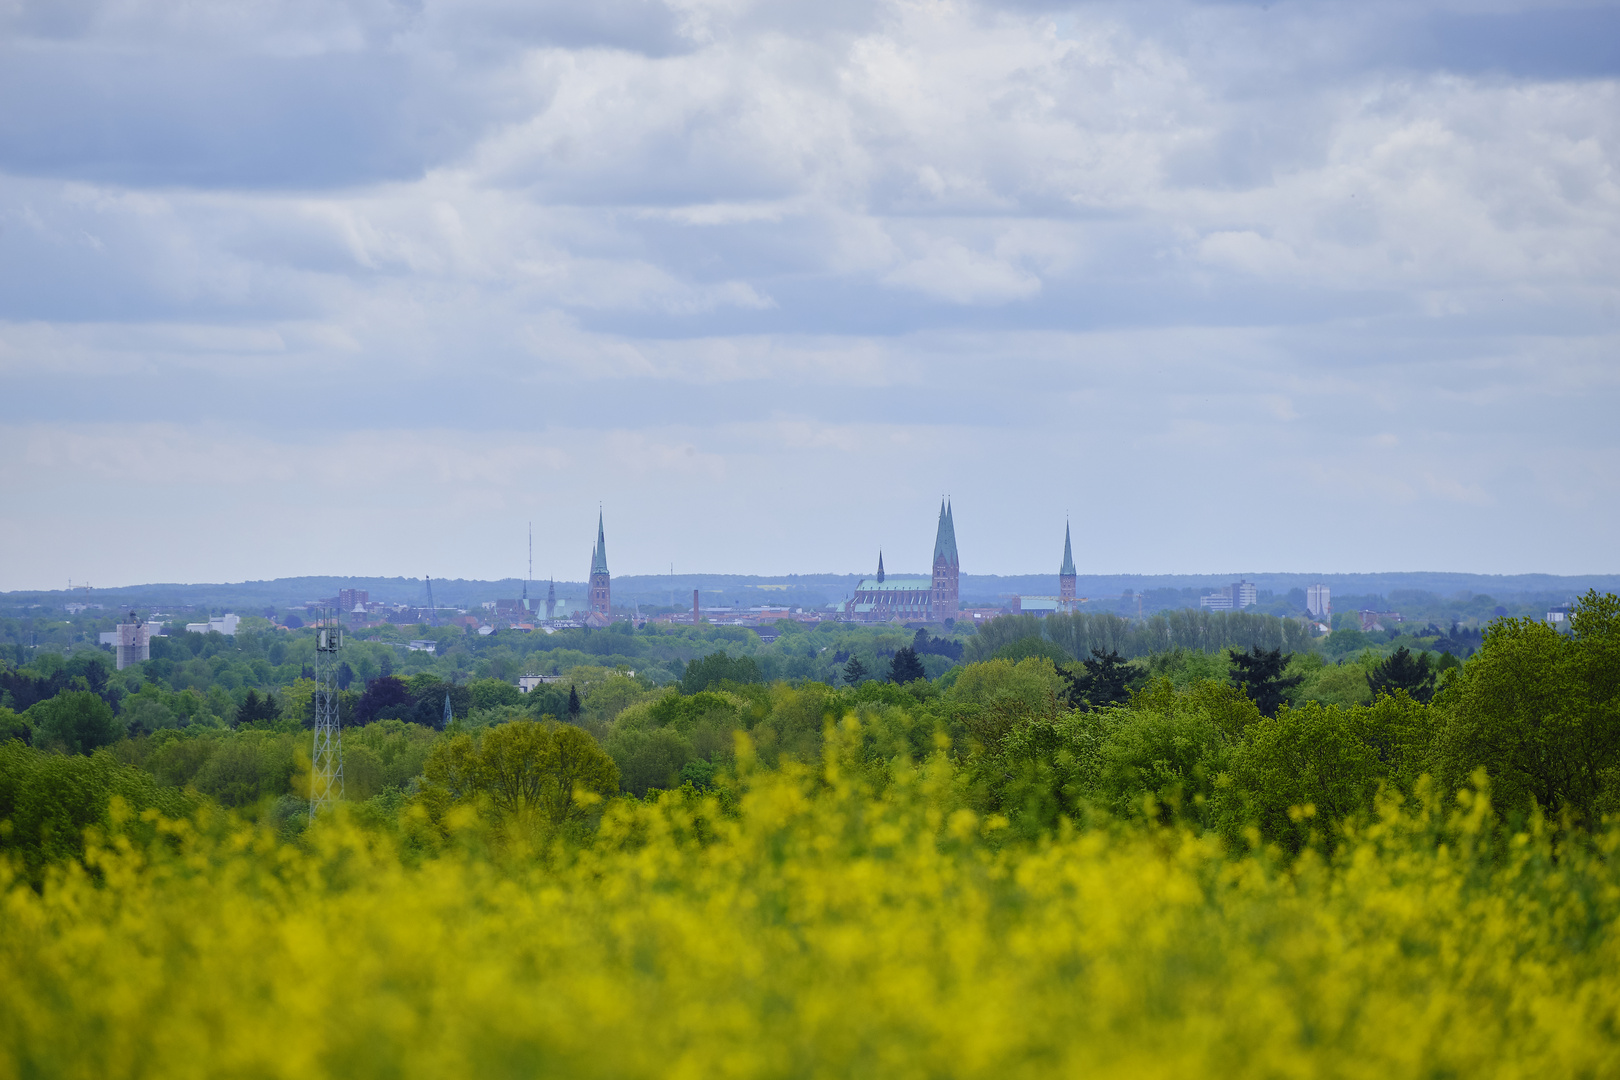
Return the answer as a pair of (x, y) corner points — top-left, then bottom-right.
(1, 0), (1617, 589)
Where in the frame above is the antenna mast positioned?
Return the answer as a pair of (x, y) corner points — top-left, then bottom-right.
(426, 575), (438, 627)
(310, 609), (344, 817)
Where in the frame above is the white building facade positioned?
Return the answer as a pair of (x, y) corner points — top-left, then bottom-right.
(1306, 584), (1331, 619)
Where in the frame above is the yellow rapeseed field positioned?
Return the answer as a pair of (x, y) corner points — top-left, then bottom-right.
(4, 743), (1620, 1080)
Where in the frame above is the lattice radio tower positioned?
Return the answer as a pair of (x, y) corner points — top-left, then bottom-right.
(310, 609), (344, 817)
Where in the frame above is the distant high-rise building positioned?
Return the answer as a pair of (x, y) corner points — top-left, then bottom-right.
(1199, 580), (1256, 612)
(1058, 521), (1076, 602)
(589, 511), (611, 617)
(114, 611), (150, 670)
(1306, 584), (1331, 619)
(338, 589), (368, 611)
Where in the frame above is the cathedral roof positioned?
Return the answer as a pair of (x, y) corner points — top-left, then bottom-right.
(1060, 521), (1076, 576)
(590, 511), (609, 576)
(853, 577), (933, 593)
(933, 499), (959, 566)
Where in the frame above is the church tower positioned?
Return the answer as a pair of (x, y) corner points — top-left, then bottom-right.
(1059, 520), (1077, 602)
(931, 499), (960, 623)
(589, 511), (611, 617)
(546, 578), (557, 620)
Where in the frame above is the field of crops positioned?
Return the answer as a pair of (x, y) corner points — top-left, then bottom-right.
(5, 744), (1619, 1080)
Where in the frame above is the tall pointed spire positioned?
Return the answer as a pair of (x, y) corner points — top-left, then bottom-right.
(591, 509), (608, 576)
(588, 509), (612, 618)
(1059, 518), (1077, 602)
(933, 498), (959, 566)
(877, 550), (885, 583)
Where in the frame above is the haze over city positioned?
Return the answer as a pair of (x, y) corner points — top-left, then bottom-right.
(3, 0), (1616, 588)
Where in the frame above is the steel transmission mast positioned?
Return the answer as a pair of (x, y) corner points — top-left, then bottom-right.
(310, 610), (344, 817)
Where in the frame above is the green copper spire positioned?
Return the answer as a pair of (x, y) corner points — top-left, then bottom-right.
(1060, 520), (1076, 576)
(591, 510), (608, 576)
(877, 550), (885, 583)
(933, 499), (959, 566)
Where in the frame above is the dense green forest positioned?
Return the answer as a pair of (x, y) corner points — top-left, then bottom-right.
(2, 593), (1612, 869)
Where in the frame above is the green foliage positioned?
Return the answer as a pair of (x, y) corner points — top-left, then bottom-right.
(1295, 654), (1375, 708)
(681, 651), (762, 693)
(0, 706), (30, 745)
(418, 719), (619, 830)
(842, 655), (869, 685)
(1228, 646), (1303, 717)
(1368, 646), (1436, 703)
(605, 690), (746, 796)
(1060, 649), (1139, 710)
(344, 720), (440, 801)
(1217, 702), (1389, 853)
(468, 677), (524, 711)
(1143, 647), (1228, 687)
(122, 694), (181, 735)
(118, 726), (303, 808)
(27, 690), (123, 754)
(1430, 591), (1620, 823)
(5, 591), (1618, 895)
(0, 741), (198, 883)
(887, 646), (927, 684)
(607, 726), (695, 798)
(949, 657), (1067, 748)
(992, 636), (1073, 666)
(967, 609), (1315, 665)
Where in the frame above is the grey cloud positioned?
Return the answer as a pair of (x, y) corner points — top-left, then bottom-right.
(0, 49), (482, 187)
(2, 0), (1617, 581)
(1409, 7), (1620, 79)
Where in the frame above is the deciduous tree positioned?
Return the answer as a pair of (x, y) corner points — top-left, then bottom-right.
(28, 691), (122, 755)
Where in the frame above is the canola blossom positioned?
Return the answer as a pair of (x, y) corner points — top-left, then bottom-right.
(4, 751), (1620, 1080)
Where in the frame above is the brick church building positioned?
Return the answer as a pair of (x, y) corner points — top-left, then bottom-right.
(845, 501), (960, 623)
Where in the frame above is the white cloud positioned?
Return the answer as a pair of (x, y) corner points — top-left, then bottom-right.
(1, 0), (1618, 583)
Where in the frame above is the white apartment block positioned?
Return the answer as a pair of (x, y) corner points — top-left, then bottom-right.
(184, 614), (241, 636)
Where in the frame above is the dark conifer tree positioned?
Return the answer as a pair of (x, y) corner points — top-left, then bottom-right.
(237, 689), (260, 728)
(1229, 646), (1303, 717)
(843, 655), (869, 685)
(567, 684), (582, 718)
(1367, 646), (1437, 703)
(888, 646), (927, 685)
(1061, 649), (1135, 710)
(236, 689), (281, 726)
